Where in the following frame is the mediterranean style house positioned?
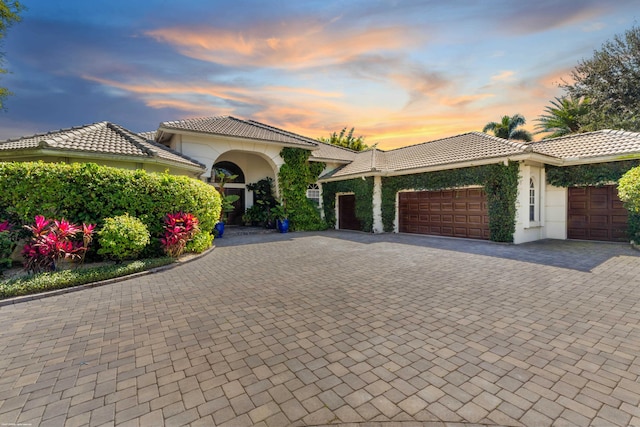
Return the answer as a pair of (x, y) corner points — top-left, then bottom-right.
(2, 116), (640, 244)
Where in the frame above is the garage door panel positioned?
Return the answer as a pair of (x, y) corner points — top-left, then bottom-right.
(567, 185), (628, 242)
(399, 189), (489, 240)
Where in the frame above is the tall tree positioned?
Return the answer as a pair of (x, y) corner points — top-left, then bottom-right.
(482, 114), (533, 142)
(318, 127), (368, 151)
(562, 26), (640, 132)
(0, 0), (23, 110)
(535, 96), (590, 139)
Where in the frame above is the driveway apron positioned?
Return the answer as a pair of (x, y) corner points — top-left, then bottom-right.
(0, 231), (639, 426)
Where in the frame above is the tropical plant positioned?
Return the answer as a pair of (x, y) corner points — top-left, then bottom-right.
(97, 214), (150, 262)
(246, 177), (277, 227)
(270, 201), (289, 221)
(318, 127), (368, 151)
(22, 216), (95, 274)
(160, 212), (200, 258)
(562, 26), (640, 132)
(535, 96), (591, 138)
(482, 114), (533, 142)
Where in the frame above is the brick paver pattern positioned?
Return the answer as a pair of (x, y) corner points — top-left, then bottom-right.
(1, 231), (640, 426)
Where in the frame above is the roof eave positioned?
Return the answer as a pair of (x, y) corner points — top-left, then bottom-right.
(0, 148), (205, 173)
(157, 125), (318, 151)
(558, 153), (640, 166)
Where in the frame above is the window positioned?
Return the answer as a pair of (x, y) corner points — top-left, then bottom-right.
(211, 161), (245, 183)
(307, 183), (320, 206)
(529, 178), (536, 221)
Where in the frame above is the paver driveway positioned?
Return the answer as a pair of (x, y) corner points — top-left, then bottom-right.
(1, 231), (640, 427)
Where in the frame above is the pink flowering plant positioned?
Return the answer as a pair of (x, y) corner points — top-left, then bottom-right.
(160, 212), (200, 258)
(22, 215), (95, 274)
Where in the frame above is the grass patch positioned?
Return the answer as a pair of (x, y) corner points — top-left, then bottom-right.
(0, 258), (175, 299)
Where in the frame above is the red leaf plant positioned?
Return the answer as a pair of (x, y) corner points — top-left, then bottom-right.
(22, 216), (95, 274)
(160, 212), (199, 258)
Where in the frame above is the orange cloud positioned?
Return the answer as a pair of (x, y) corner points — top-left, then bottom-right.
(145, 22), (418, 69)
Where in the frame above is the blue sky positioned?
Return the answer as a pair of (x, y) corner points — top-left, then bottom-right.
(0, 0), (638, 149)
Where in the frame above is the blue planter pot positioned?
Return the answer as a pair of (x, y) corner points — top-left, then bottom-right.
(214, 222), (225, 238)
(276, 219), (289, 233)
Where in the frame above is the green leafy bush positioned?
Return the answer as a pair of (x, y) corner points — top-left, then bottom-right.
(619, 166), (640, 213)
(98, 214), (150, 261)
(185, 231), (214, 254)
(0, 220), (15, 273)
(0, 162), (221, 255)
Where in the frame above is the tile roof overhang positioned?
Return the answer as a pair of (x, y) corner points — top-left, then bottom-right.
(527, 129), (640, 165)
(157, 116), (320, 150)
(0, 122), (206, 173)
(319, 132), (535, 182)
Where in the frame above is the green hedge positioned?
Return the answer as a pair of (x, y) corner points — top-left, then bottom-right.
(322, 177), (375, 232)
(381, 162), (520, 242)
(0, 162), (221, 253)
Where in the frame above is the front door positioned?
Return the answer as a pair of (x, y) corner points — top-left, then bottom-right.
(339, 194), (362, 231)
(225, 188), (245, 226)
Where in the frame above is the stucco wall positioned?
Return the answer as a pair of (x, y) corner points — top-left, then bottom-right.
(514, 164), (545, 244)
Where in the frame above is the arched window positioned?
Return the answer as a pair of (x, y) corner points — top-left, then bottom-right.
(529, 178), (536, 221)
(211, 161), (245, 183)
(307, 183), (320, 207)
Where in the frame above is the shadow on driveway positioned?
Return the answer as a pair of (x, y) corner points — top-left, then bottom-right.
(215, 229), (639, 272)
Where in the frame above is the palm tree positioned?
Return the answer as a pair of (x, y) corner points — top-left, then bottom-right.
(482, 114), (533, 142)
(535, 96), (590, 138)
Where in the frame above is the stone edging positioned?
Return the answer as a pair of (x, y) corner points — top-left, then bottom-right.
(0, 245), (216, 307)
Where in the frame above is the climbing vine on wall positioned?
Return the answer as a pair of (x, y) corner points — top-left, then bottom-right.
(322, 177), (375, 232)
(546, 160), (640, 240)
(546, 160), (640, 187)
(278, 148), (327, 231)
(381, 162), (520, 242)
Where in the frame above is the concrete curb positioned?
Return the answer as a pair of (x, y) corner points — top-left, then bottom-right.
(0, 245), (216, 307)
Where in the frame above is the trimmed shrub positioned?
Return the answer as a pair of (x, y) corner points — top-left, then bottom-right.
(0, 220), (14, 273)
(186, 231), (214, 254)
(98, 214), (150, 261)
(0, 162), (221, 256)
(619, 166), (640, 213)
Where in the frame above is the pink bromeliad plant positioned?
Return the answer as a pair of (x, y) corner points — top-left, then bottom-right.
(22, 215), (95, 274)
(160, 212), (199, 258)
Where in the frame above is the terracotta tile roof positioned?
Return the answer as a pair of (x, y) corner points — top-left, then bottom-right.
(322, 132), (527, 179)
(160, 116), (318, 149)
(528, 129), (640, 160)
(0, 122), (205, 169)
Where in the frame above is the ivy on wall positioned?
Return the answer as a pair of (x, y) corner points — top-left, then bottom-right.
(546, 160), (640, 239)
(278, 148), (327, 231)
(546, 160), (640, 187)
(381, 162), (520, 242)
(321, 177), (375, 232)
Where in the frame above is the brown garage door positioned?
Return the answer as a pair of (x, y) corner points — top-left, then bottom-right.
(339, 194), (362, 231)
(399, 188), (489, 240)
(568, 185), (628, 241)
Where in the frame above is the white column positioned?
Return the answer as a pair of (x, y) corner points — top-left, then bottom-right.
(372, 175), (383, 233)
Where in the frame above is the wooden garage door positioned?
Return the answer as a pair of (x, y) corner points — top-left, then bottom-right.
(568, 185), (628, 241)
(399, 189), (490, 240)
(339, 194), (362, 231)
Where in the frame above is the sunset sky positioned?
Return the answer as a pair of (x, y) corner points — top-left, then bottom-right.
(0, 0), (638, 149)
